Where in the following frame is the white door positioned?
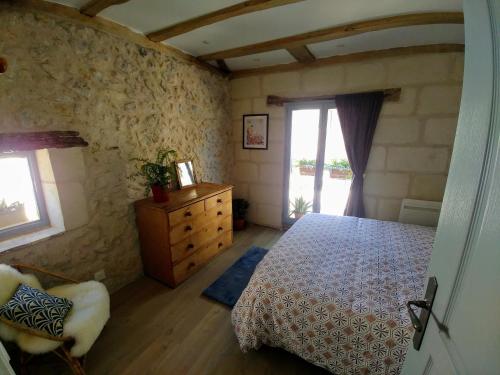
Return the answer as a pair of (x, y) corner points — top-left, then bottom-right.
(0, 342), (15, 375)
(402, 0), (500, 374)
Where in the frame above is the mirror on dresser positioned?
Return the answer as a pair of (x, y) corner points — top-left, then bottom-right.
(175, 160), (196, 188)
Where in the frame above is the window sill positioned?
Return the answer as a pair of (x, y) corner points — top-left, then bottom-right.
(0, 226), (65, 253)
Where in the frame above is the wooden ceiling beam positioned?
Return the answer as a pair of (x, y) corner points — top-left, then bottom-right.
(230, 44), (465, 79)
(80, 0), (129, 17)
(286, 45), (315, 63)
(216, 60), (231, 74)
(200, 12), (464, 61)
(147, 0), (305, 42)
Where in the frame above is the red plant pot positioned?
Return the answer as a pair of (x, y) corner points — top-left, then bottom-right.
(234, 218), (246, 231)
(151, 184), (169, 203)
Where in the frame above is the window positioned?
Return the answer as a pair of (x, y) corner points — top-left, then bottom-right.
(283, 101), (352, 226)
(0, 152), (49, 240)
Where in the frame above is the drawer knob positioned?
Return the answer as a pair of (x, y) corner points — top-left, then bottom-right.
(217, 198), (223, 203)
(188, 262), (196, 269)
(186, 244), (194, 250)
(218, 242), (223, 248)
(184, 211), (192, 217)
(185, 225), (192, 232)
(217, 227), (223, 232)
(217, 211), (223, 216)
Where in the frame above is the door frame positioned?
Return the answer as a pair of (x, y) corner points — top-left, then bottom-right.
(282, 100), (336, 227)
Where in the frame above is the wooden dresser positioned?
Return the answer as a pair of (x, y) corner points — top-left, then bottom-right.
(134, 183), (233, 287)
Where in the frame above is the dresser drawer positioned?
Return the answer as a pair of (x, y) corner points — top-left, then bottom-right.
(169, 217), (204, 245)
(173, 256), (200, 285)
(173, 231), (232, 285)
(205, 216), (232, 243)
(205, 202), (232, 221)
(171, 230), (206, 264)
(205, 190), (231, 211)
(169, 201), (205, 227)
(201, 231), (232, 263)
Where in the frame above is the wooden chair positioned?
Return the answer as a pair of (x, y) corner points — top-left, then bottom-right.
(0, 264), (110, 375)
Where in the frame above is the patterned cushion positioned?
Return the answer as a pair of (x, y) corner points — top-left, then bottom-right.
(0, 284), (73, 338)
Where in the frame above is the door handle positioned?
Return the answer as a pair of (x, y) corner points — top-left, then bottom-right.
(407, 276), (438, 351)
(406, 300), (430, 332)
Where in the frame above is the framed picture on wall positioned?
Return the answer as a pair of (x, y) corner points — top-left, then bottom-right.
(242, 114), (269, 150)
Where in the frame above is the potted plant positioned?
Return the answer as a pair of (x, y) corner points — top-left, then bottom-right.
(130, 148), (177, 203)
(328, 158), (352, 179)
(0, 200), (27, 228)
(296, 159), (316, 176)
(232, 198), (249, 231)
(290, 196), (312, 219)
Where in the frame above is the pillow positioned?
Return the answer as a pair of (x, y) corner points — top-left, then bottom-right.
(0, 284), (73, 339)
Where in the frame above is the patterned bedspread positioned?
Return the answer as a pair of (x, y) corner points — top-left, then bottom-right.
(232, 214), (435, 374)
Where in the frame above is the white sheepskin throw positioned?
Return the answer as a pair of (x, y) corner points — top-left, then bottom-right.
(0, 265), (110, 357)
(0, 265), (43, 342)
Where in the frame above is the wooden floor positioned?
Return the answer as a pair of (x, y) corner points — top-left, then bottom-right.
(80, 224), (329, 375)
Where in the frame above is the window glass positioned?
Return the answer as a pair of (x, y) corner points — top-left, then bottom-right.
(0, 152), (47, 237)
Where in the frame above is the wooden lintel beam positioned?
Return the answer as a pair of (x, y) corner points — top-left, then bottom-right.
(230, 44), (465, 79)
(286, 45), (315, 63)
(0, 131), (89, 152)
(80, 0), (129, 17)
(147, 0), (305, 42)
(200, 12), (464, 61)
(267, 88), (401, 106)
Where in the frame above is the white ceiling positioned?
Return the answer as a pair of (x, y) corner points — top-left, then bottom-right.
(49, 0), (464, 70)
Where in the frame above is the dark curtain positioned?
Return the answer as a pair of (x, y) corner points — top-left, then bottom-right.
(336, 91), (384, 217)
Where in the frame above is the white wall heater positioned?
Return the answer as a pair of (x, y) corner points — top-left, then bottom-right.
(398, 199), (442, 227)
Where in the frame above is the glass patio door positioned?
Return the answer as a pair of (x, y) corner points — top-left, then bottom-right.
(283, 101), (352, 226)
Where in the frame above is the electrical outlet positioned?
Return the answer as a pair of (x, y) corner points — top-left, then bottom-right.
(94, 269), (106, 281)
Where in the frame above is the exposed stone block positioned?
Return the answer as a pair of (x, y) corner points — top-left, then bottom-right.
(302, 65), (345, 94)
(232, 183), (249, 200)
(256, 203), (282, 229)
(250, 142), (284, 163)
(252, 97), (285, 119)
(363, 196), (377, 219)
(410, 174), (447, 201)
(417, 85), (462, 114)
(262, 72), (300, 95)
(377, 199), (402, 222)
(231, 76), (261, 99)
(259, 163), (283, 186)
(232, 99), (252, 120)
(249, 184), (283, 205)
(344, 61), (387, 89)
(387, 147), (449, 172)
(364, 173), (410, 198)
(234, 142), (250, 161)
(233, 162), (258, 182)
(366, 146), (386, 171)
(386, 54), (452, 85)
(380, 88), (417, 116)
(373, 117), (420, 144)
(424, 117), (458, 145)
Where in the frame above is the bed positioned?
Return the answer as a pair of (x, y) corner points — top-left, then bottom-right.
(231, 214), (435, 375)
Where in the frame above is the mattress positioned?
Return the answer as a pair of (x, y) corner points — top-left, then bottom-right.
(232, 213), (435, 374)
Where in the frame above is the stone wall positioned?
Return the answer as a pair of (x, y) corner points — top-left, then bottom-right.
(230, 52), (463, 228)
(0, 6), (232, 291)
